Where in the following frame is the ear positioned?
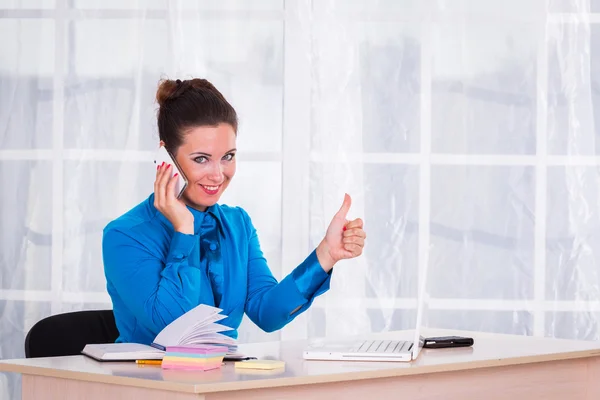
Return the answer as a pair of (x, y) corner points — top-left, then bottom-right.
(159, 140), (166, 148)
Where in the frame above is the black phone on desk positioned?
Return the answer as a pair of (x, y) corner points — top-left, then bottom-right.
(423, 336), (474, 349)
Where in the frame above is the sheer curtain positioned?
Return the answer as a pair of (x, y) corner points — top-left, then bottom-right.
(2, 1), (600, 399)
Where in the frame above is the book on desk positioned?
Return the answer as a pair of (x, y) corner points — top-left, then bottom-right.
(82, 304), (238, 362)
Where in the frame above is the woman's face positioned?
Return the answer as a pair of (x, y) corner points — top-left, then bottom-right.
(173, 123), (237, 211)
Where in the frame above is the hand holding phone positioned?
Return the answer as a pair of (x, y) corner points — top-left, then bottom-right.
(154, 146), (187, 198)
(423, 336), (474, 349)
(153, 146), (193, 234)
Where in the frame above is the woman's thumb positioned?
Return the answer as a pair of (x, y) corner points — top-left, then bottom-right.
(335, 193), (352, 219)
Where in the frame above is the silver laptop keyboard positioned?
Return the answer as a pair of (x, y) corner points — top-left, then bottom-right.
(351, 340), (413, 354)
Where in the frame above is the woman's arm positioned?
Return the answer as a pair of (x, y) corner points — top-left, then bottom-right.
(242, 211), (331, 333)
(102, 228), (203, 335)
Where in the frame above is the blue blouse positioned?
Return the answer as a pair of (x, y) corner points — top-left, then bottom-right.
(102, 194), (331, 345)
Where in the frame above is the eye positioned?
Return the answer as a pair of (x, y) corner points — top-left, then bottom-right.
(223, 153), (236, 162)
(194, 156), (208, 164)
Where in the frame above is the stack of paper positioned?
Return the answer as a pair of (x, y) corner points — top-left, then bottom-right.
(161, 345), (228, 371)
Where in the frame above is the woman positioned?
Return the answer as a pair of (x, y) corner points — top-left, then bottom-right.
(102, 78), (366, 344)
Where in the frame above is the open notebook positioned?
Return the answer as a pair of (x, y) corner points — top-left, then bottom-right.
(82, 304), (237, 361)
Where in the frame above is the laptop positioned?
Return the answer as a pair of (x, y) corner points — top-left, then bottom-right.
(302, 327), (425, 362)
(303, 266), (428, 362)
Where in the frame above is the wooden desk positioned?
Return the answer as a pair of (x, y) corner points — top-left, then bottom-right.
(1, 329), (600, 400)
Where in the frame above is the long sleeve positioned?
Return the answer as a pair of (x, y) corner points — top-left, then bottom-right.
(242, 211), (332, 333)
(102, 228), (205, 336)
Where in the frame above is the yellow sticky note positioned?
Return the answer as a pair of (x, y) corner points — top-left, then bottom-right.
(234, 359), (285, 370)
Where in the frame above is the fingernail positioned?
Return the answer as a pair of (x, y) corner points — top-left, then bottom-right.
(161, 162), (165, 166)
(166, 164), (171, 169)
(343, 226), (347, 231)
(156, 165), (160, 170)
(174, 173), (178, 177)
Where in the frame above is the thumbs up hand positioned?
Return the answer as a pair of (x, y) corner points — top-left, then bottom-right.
(316, 193), (367, 273)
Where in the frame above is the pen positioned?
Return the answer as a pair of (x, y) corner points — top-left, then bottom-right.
(136, 359), (162, 365)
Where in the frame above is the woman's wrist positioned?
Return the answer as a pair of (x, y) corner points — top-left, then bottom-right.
(316, 240), (335, 273)
(173, 220), (194, 235)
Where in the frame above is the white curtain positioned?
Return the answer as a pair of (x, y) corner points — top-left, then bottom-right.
(2, 0), (600, 399)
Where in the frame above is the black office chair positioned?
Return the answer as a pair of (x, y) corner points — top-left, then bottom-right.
(24, 310), (120, 358)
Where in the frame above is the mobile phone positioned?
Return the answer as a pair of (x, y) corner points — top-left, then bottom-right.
(423, 336), (474, 349)
(153, 146), (188, 199)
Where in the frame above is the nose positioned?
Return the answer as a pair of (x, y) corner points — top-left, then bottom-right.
(206, 161), (224, 183)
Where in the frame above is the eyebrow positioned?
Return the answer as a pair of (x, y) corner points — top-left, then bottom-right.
(189, 148), (237, 157)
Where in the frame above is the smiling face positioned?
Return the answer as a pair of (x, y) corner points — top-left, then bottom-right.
(172, 123), (237, 211)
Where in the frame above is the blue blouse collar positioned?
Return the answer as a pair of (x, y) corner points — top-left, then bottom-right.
(150, 194), (224, 235)
(188, 203), (224, 235)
